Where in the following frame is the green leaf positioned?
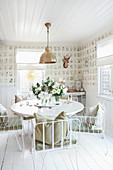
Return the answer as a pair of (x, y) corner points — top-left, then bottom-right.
(37, 83), (40, 87)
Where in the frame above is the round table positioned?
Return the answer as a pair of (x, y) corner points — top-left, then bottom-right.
(11, 99), (84, 120)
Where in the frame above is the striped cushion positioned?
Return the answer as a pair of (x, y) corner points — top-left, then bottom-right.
(0, 116), (22, 131)
(35, 138), (77, 151)
(72, 119), (102, 133)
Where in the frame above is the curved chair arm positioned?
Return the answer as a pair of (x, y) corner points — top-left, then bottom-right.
(74, 115), (104, 129)
(72, 117), (81, 126)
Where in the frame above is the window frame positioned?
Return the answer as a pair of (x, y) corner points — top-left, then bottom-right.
(98, 65), (112, 96)
(97, 36), (113, 99)
(15, 49), (45, 95)
(16, 69), (45, 95)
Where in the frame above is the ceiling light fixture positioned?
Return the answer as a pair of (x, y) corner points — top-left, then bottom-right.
(39, 23), (57, 64)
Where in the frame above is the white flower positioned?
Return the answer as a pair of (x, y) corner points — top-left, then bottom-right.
(55, 82), (59, 87)
(62, 84), (65, 88)
(48, 82), (51, 86)
(48, 82), (52, 86)
(38, 93), (42, 98)
(53, 85), (57, 89)
(35, 88), (38, 94)
(38, 91), (45, 99)
(57, 89), (61, 94)
(60, 84), (65, 89)
(38, 87), (41, 91)
(41, 91), (45, 95)
(52, 89), (57, 94)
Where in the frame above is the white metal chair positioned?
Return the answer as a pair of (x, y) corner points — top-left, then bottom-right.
(0, 115), (24, 151)
(73, 103), (108, 155)
(13, 95), (34, 137)
(31, 112), (81, 170)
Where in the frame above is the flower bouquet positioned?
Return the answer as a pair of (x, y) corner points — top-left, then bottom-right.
(43, 77), (55, 94)
(52, 82), (67, 102)
(32, 82), (43, 99)
(32, 77), (67, 103)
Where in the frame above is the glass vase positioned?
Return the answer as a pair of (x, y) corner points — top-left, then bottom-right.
(55, 96), (60, 102)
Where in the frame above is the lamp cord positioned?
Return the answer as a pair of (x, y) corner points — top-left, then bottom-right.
(47, 27), (49, 47)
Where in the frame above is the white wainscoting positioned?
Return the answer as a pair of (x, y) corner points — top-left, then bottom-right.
(0, 87), (16, 113)
(84, 84), (113, 137)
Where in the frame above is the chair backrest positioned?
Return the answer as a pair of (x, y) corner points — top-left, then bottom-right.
(75, 103), (106, 133)
(32, 117), (81, 152)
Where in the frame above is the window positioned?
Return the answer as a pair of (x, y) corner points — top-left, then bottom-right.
(97, 36), (113, 97)
(16, 49), (45, 94)
(16, 50), (43, 64)
(17, 70), (45, 93)
(98, 65), (113, 96)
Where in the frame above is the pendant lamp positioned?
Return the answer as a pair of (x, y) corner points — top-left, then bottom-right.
(39, 23), (57, 64)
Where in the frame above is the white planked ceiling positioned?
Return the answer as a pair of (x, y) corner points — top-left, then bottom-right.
(0, 0), (113, 45)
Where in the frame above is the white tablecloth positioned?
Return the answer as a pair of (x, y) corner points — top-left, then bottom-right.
(11, 99), (84, 120)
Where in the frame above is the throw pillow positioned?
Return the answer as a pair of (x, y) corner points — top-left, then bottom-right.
(15, 95), (28, 103)
(86, 104), (99, 127)
(34, 111), (67, 145)
(95, 103), (104, 127)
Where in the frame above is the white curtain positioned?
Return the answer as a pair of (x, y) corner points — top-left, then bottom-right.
(17, 64), (46, 70)
(16, 49), (46, 70)
(97, 36), (113, 66)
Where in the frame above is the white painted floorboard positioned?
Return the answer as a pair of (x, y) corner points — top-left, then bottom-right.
(0, 132), (113, 170)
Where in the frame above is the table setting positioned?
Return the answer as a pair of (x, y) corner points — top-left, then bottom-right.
(11, 77), (84, 120)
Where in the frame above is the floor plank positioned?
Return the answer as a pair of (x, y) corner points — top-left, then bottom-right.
(0, 134), (9, 170)
(80, 134), (113, 170)
(0, 131), (113, 170)
(2, 133), (24, 170)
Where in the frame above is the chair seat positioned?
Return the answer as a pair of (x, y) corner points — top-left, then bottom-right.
(0, 116), (22, 131)
(72, 120), (102, 133)
(35, 138), (77, 151)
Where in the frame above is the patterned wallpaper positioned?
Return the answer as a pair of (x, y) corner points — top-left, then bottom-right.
(0, 45), (78, 88)
(78, 30), (113, 85)
(0, 29), (113, 88)
(46, 46), (78, 87)
(0, 45), (15, 86)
